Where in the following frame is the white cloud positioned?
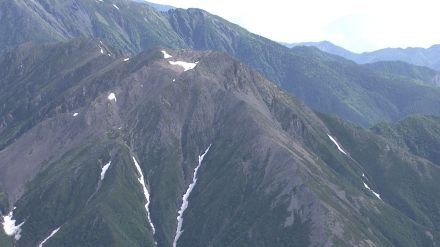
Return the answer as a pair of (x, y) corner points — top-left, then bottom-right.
(146, 0), (440, 52)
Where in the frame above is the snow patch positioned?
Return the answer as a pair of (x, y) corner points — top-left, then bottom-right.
(98, 41), (105, 54)
(169, 61), (198, 72)
(2, 208), (24, 240)
(132, 156), (157, 238)
(38, 227), (60, 247)
(123, 58), (130, 62)
(173, 145), (211, 247)
(161, 50), (172, 59)
(73, 113), (79, 117)
(327, 134), (347, 155)
(108, 93), (117, 102)
(100, 161), (111, 181)
(363, 182), (382, 200)
(112, 4), (119, 10)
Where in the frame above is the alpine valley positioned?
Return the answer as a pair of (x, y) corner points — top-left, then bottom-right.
(0, 1), (440, 247)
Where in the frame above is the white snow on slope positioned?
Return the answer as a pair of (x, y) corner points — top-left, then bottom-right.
(112, 4), (119, 10)
(123, 58), (130, 62)
(327, 134), (348, 155)
(108, 93), (117, 102)
(98, 41), (105, 54)
(2, 208), (24, 240)
(38, 227), (60, 247)
(362, 174), (382, 200)
(161, 50), (172, 59)
(169, 61), (198, 72)
(173, 145), (211, 247)
(132, 157), (157, 237)
(73, 113), (79, 117)
(100, 161), (112, 181)
(363, 182), (382, 200)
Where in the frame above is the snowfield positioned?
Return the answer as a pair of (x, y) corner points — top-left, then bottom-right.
(327, 134), (348, 155)
(173, 145), (211, 247)
(2, 208), (24, 240)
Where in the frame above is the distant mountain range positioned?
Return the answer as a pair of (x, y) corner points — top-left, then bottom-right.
(286, 41), (440, 71)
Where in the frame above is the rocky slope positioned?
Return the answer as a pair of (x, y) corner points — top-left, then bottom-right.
(0, 40), (440, 247)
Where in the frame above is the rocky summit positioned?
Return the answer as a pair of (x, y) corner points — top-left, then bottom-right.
(0, 39), (438, 247)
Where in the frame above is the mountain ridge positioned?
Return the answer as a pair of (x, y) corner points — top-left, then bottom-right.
(1, 39), (440, 246)
(286, 41), (440, 71)
(1, 0), (440, 127)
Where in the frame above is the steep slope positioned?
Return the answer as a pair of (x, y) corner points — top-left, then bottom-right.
(0, 0), (187, 54)
(1, 40), (440, 246)
(1, 0), (440, 127)
(165, 8), (440, 126)
(372, 115), (440, 166)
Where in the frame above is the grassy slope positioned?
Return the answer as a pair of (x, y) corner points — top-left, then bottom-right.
(13, 140), (157, 247)
(372, 115), (440, 166)
(321, 113), (440, 245)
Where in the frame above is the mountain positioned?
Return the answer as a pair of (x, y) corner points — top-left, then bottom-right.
(284, 41), (357, 60)
(372, 115), (440, 166)
(286, 41), (440, 71)
(133, 0), (175, 12)
(365, 61), (440, 87)
(357, 45), (440, 71)
(1, 0), (440, 127)
(0, 0), (187, 55)
(2, 39), (440, 247)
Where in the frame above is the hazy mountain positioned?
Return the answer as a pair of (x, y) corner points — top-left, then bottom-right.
(284, 41), (356, 60)
(1, 0), (440, 127)
(286, 41), (440, 71)
(358, 45), (440, 71)
(1, 39), (440, 247)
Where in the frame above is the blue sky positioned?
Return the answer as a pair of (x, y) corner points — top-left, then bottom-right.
(147, 0), (440, 53)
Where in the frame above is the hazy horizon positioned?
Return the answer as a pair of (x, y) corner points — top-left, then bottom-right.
(146, 0), (440, 53)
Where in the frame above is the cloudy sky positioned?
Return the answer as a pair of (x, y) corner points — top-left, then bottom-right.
(147, 0), (440, 53)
